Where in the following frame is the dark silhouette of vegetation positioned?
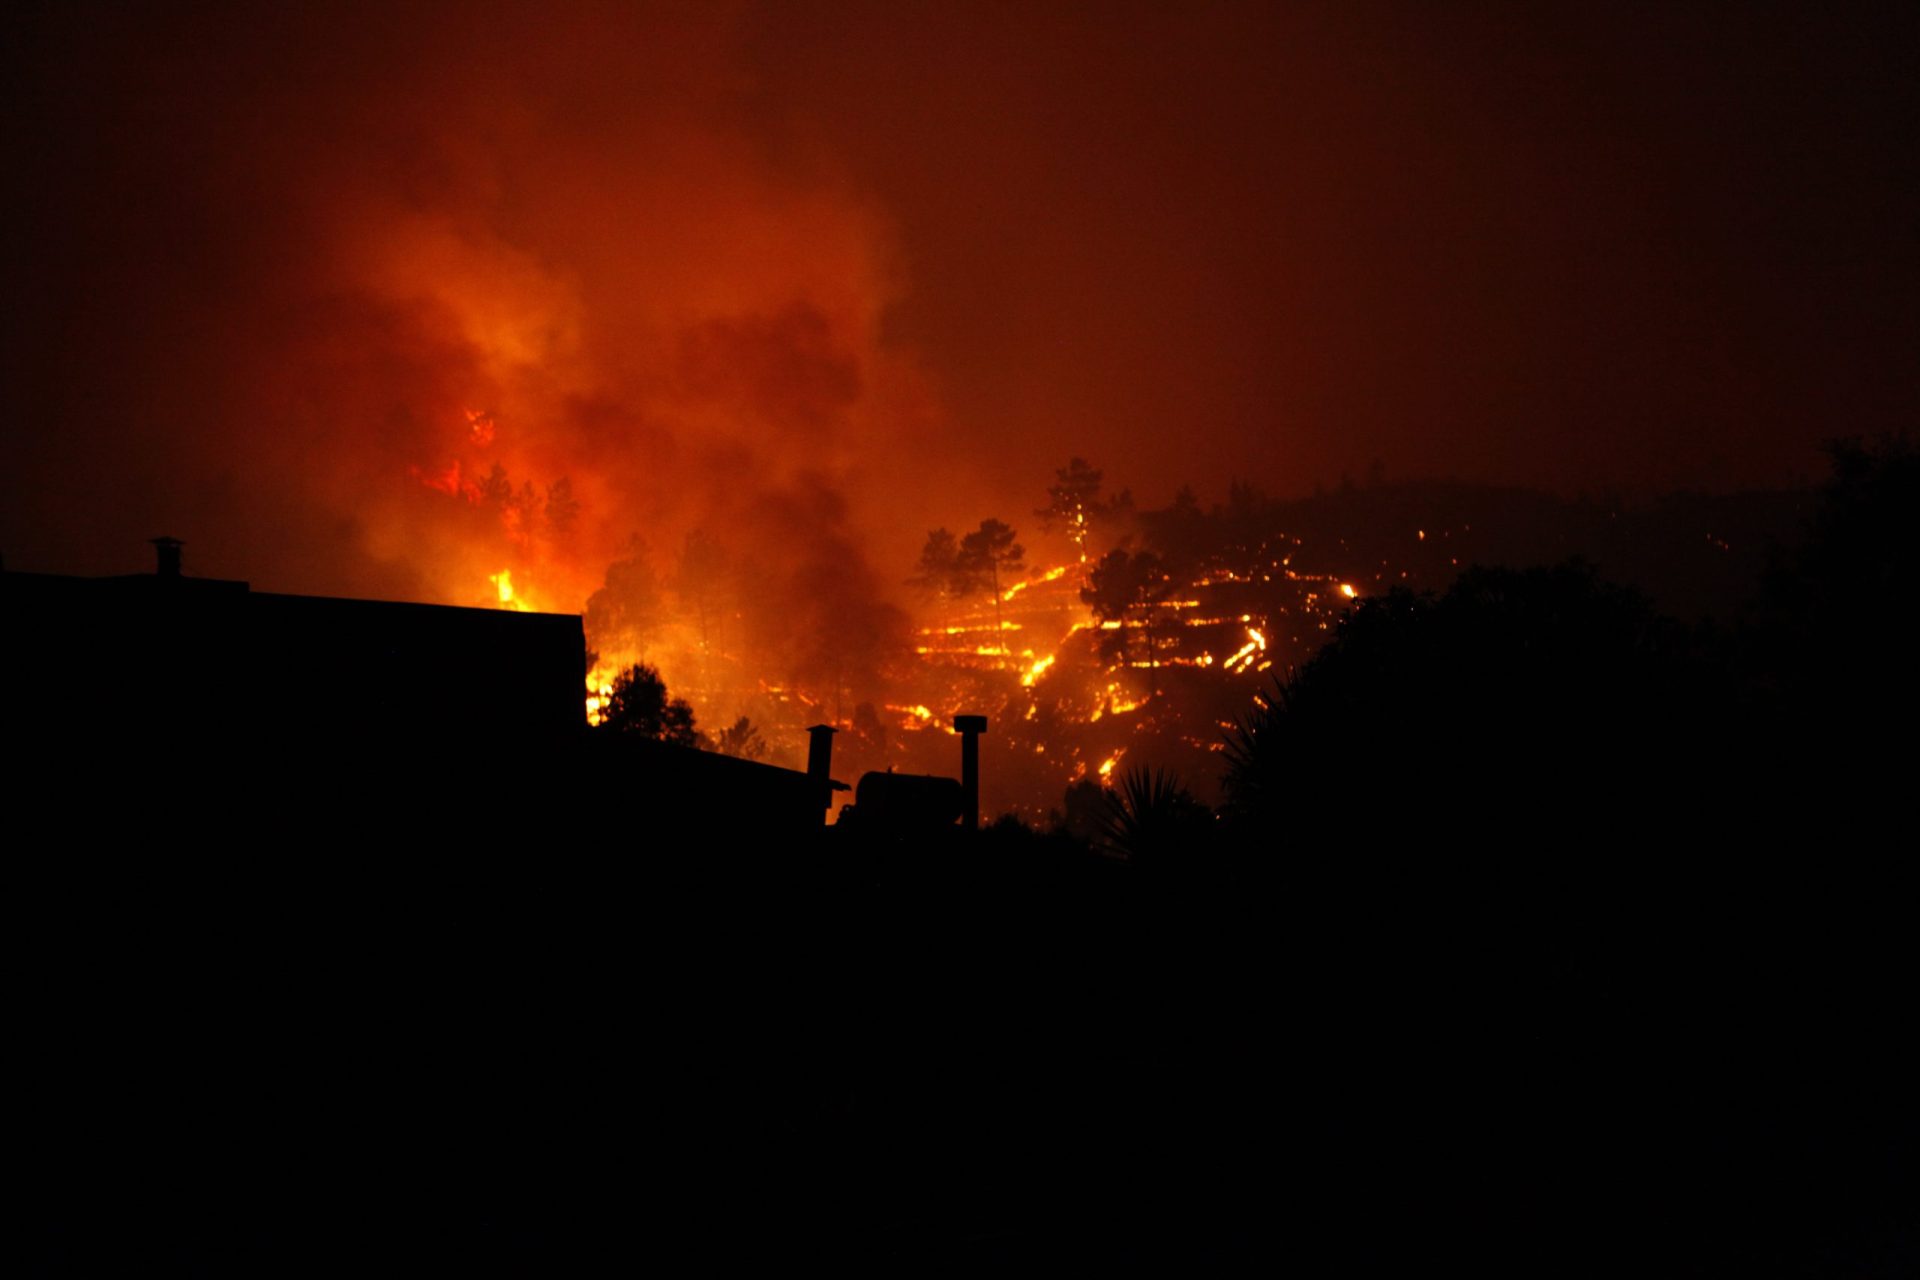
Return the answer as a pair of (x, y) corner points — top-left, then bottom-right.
(596, 661), (698, 746)
(710, 715), (767, 761)
(583, 536), (665, 659)
(1136, 483), (1208, 575)
(958, 518), (1024, 663)
(1037, 456), (1103, 559)
(19, 441), (1920, 1278)
(1757, 433), (1920, 720)
(1096, 765), (1213, 869)
(1080, 546), (1173, 671)
(912, 518), (1026, 645)
(910, 526), (965, 604)
(1056, 777), (1112, 848)
(910, 519), (1026, 607)
(1220, 559), (1718, 847)
(957, 518), (1024, 594)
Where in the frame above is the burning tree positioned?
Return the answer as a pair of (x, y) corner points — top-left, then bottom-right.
(907, 519), (1026, 666)
(598, 662), (699, 747)
(1037, 457), (1106, 562)
(959, 518), (1025, 664)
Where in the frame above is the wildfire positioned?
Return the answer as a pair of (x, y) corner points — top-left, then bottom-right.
(931, 621), (1021, 635)
(1090, 682), (1144, 721)
(1222, 625), (1267, 672)
(412, 460), (475, 501)
(465, 408), (497, 447)
(1001, 564), (1070, 603)
(392, 391), (1426, 821)
(585, 680), (614, 727)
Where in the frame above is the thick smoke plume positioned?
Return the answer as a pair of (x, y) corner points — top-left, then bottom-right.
(2, 1), (931, 712)
(8, 0), (1916, 726)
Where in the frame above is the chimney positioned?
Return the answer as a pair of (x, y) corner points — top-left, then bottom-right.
(151, 536), (184, 578)
(805, 724), (837, 823)
(953, 714), (987, 832)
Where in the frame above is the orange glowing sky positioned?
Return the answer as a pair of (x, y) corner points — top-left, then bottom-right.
(3, 0), (1915, 609)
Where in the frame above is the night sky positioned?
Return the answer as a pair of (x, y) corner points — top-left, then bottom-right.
(3, 0), (1915, 598)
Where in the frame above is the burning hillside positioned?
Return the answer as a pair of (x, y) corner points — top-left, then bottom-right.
(0, 3), (1852, 826)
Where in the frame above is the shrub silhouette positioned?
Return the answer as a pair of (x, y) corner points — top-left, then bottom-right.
(597, 662), (699, 746)
(1098, 765), (1213, 868)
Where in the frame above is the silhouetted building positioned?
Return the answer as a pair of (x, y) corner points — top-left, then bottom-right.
(2, 541), (870, 847)
(3, 542), (585, 769)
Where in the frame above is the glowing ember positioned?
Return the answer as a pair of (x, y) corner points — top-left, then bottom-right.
(1339, 583), (1358, 599)
(1021, 654), (1056, 687)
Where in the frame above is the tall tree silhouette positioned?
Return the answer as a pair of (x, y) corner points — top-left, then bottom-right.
(1037, 457), (1106, 563)
(910, 527), (968, 629)
(585, 537), (666, 661)
(1081, 547), (1173, 676)
(959, 519), (1025, 665)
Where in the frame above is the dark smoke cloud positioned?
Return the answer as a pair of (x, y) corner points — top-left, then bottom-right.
(1, 1), (930, 716)
(5, 0), (1916, 618)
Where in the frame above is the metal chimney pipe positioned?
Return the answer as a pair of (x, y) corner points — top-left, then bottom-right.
(151, 536), (184, 578)
(805, 724), (837, 823)
(953, 714), (987, 831)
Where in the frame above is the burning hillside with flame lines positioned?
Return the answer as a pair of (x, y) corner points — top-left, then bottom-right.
(0, 2), (1868, 822)
(369, 352), (1801, 824)
(394, 414), (1534, 821)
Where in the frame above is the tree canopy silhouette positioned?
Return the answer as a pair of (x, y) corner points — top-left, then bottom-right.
(710, 715), (767, 761)
(1037, 457), (1105, 561)
(958, 518), (1024, 595)
(910, 527), (966, 602)
(584, 537), (666, 661)
(1758, 433), (1920, 718)
(597, 662), (699, 746)
(957, 518), (1024, 663)
(1081, 547), (1173, 668)
(1222, 559), (1711, 842)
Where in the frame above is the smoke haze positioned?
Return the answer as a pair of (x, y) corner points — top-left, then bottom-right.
(4, 1), (1915, 631)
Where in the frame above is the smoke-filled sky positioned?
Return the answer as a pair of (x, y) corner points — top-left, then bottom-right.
(3, 0), (1915, 601)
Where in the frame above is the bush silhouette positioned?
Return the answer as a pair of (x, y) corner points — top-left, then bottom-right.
(597, 662), (699, 746)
